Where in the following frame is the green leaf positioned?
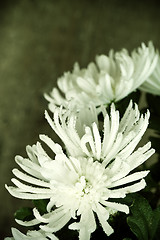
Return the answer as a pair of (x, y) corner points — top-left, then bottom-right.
(14, 207), (33, 221)
(150, 206), (160, 240)
(127, 216), (148, 240)
(113, 193), (136, 206)
(32, 199), (49, 214)
(127, 195), (160, 240)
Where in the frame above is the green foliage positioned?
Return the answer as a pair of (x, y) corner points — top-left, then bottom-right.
(32, 199), (49, 215)
(151, 206), (160, 240)
(14, 199), (49, 222)
(127, 195), (160, 240)
(14, 207), (33, 221)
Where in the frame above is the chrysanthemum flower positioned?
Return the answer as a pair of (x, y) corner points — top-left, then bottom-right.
(45, 42), (158, 111)
(45, 101), (152, 165)
(5, 228), (58, 240)
(139, 55), (160, 95)
(5, 102), (154, 240)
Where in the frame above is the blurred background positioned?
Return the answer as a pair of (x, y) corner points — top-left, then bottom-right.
(0, 0), (160, 238)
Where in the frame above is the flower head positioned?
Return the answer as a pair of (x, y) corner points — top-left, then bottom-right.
(139, 55), (160, 95)
(45, 101), (152, 166)
(6, 102), (154, 240)
(45, 42), (158, 111)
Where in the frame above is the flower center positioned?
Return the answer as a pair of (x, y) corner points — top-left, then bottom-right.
(75, 176), (92, 196)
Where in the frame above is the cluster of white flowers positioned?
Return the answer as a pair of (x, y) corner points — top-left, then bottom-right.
(5, 42), (160, 240)
(45, 42), (159, 111)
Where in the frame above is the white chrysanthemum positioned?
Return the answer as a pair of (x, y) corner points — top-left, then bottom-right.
(45, 42), (158, 111)
(139, 55), (160, 95)
(45, 101), (152, 165)
(5, 228), (58, 240)
(6, 144), (153, 239)
(6, 103), (154, 240)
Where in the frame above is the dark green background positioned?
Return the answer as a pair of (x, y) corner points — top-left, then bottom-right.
(0, 0), (160, 239)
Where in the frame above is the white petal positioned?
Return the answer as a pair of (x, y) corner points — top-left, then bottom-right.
(101, 201), (129, 214)
(109, 170), (149, 188)
(12, 169), (50, 187)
